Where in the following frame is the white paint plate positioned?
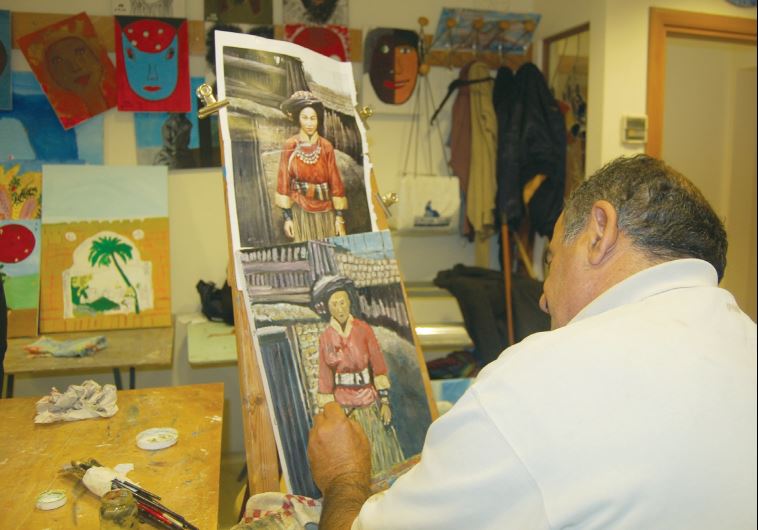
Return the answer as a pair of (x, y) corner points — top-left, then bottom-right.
(136, 427), (179, 450)
(36, 489), (67, 510)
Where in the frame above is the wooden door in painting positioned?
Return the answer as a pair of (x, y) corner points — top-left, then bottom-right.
(256, 325), (319, 498)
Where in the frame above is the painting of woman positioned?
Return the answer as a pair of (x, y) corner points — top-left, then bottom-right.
(311, 275), (405, 474)
(276, 91), (348, 242)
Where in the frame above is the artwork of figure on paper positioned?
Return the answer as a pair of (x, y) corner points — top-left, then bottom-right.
(114, 15), (190, 112)
(40, 165), (170, 333)
(0, 160), (42, 337)
(17, 12), (117, 129)
(214, 32), (375, 250)
(0, 72), (103, 164)
(239, 231), (433, 498)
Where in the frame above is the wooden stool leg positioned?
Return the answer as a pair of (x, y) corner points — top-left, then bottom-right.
(5, 374), (14, 398)
(501, 224), (516, 346)
(112, 368), (123, 390)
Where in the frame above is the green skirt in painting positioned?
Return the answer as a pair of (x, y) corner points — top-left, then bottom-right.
(348, 402), (405, 475)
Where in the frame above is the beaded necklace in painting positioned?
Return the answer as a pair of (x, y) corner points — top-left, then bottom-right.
(294, 139), (322, 165)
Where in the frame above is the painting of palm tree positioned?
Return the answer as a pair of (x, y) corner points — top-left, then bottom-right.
(88, 235), (141, 314)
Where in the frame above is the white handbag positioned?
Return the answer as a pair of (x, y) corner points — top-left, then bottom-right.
(389, 174), (460, 234)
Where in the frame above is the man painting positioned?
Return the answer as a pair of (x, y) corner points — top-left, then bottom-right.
(308, 154), (757, 529)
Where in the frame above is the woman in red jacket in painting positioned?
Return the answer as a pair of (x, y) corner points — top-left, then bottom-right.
(311, 275), (405, 474)
(276, 90), (347, 242)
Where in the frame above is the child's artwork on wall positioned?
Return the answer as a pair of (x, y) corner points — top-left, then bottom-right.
(39, 165), (171, 333)
(0, 160), (42, 337)
(134, 77), (221, 168)
(17, 12), (117, 130)
(362, 28), (420, 111)
(114, 16), (190, 112)
(283, 0), (347, 26)
(284, 24), (349, 62)
(0, 10), (11, 111)
(430, 8), (540, 56)
(238, 230), (433, 497)
(204, 0), (273, 24)
(0, 72), (103, 164)
(112, 0), (187, 17)
(214, 32), (376, 251)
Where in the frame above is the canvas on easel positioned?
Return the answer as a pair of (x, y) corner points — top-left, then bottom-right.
(211, 33), (437, 497)
(237, 230), (432, 497)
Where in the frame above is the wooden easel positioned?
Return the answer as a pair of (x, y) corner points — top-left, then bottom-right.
(199, 89), (439, 495)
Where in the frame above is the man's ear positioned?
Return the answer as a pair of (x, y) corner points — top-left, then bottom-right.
(587, 200), (619, 266)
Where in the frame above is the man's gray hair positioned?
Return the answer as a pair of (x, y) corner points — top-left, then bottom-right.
(562, 154), (727, 280)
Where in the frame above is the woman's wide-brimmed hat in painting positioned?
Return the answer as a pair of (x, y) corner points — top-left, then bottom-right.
(311, 274), (360, 320)
(280, 90), (325, 123)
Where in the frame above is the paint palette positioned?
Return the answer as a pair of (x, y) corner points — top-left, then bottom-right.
(136, 427), (179, 450)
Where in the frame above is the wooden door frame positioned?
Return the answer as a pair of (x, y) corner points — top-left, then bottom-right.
(646, 8), (756, 158)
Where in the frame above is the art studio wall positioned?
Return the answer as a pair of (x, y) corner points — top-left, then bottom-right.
(3, 0), (754, 454)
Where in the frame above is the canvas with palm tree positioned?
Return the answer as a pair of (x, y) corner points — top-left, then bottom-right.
(87, 235), (141, 314)
(64, 231), (153, 318)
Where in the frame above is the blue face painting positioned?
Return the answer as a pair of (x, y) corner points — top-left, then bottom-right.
(121, 19), (178, 101)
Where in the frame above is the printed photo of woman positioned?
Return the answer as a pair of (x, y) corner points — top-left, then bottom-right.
(276, 91), (348, 241)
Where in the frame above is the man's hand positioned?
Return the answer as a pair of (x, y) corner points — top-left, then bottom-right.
(308, 402), (371, 492)
(308, 402), (372, 530)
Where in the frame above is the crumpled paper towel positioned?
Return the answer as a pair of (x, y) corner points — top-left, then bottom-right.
(83, 464), (135, 497)
(34, 380), (118, 424)
(25, 335), (107, 357)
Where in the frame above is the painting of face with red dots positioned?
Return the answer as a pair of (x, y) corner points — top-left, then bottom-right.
(115, 16), (190, 112)
(17, 12), (117, 129)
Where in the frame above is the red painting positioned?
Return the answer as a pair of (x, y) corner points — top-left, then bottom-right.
(284, 24), (349, 62)
(17, 12), (117, 130)
(114, 16), (190, 112)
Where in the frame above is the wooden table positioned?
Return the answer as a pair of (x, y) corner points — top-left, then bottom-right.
(0, 382), (224, 529)
(3, 326), (174, 397)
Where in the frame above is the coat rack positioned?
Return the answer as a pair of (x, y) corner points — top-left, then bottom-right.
(420, 10), (537, 71)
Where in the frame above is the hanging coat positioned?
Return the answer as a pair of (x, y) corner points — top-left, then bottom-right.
(467, 61), (497, 236)
(495, 62), (566, 237)
(449, 61), (474, 238)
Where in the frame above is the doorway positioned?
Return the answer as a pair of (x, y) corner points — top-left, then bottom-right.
(646, 8), (757, 320)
